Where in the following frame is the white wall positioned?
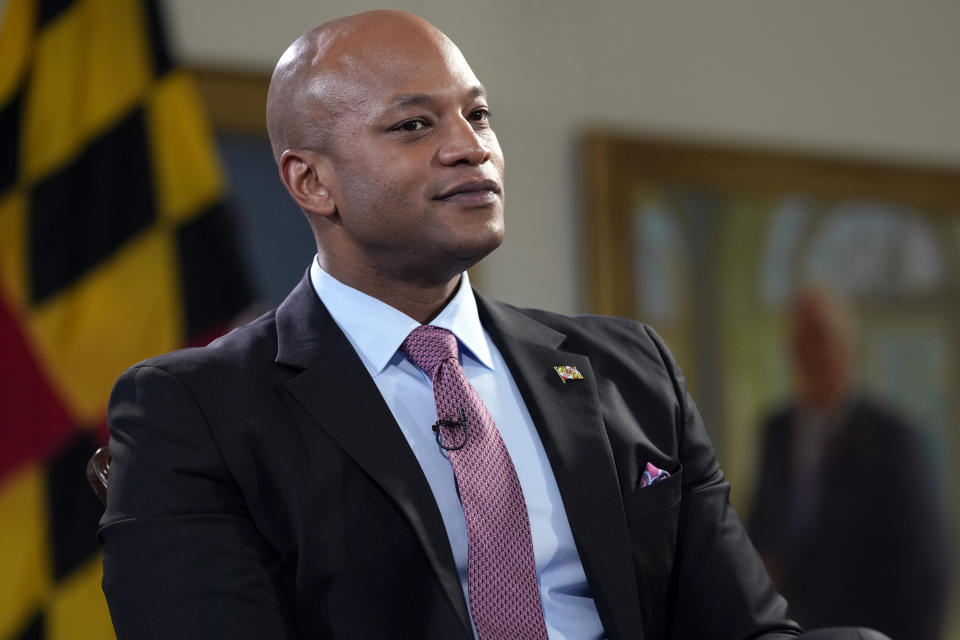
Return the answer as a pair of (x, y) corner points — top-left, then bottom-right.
(165, 0), (960, 314)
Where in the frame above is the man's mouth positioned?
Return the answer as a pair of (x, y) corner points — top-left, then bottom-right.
(434, 179), (502, 206)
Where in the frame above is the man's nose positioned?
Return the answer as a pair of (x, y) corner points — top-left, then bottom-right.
(437, 117), (491, 166)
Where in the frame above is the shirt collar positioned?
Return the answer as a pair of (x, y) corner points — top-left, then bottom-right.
(309, 257), (495, 376)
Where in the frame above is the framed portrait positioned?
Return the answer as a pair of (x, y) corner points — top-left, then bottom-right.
(582, 132), (960, 516)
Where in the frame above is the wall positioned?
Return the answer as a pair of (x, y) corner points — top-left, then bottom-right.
(164, 0), (960, 314)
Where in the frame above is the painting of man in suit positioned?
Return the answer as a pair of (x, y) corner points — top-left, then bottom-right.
(749, 286), (950, 640)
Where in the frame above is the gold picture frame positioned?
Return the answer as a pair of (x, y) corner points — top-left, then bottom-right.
(582, 130), (960, 517)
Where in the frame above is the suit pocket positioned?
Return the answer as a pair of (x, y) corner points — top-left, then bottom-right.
(623, 465), (682, 640)
(624, 464), (682, 523)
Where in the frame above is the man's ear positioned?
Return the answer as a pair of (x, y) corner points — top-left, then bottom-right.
(278, 149), (336, 217)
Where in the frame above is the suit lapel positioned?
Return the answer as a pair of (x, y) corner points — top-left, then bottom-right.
(274, 274), (472, 636)
(476, 293), (645, 640)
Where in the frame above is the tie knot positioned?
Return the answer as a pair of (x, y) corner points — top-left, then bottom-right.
(401, 325), (459, 379)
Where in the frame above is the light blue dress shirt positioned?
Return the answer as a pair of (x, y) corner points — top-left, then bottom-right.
(309, 259), (604, 640)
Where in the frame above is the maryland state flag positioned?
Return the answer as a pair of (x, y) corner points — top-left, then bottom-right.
(0, 0), (255, 637)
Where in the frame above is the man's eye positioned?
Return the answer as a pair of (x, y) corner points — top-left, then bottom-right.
(469, 108), (491, 122)
(396, 119), (427, 132)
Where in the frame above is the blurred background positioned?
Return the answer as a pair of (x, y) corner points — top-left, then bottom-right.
(1, 0), (958, 638)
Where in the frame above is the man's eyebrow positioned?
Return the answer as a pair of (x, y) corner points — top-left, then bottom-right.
(389, 85), (488, 110)
(466, 85), (487, 100)
(391, 93), (432, 109)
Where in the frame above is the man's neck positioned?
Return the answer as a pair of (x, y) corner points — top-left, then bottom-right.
(798, 380), (853, 416)
(317, 259), (461, 324)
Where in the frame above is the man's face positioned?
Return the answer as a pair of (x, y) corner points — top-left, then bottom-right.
(789, 294), (852, 407)
(319, 34), (505, 284)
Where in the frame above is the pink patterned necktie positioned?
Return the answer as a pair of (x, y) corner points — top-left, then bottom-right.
(401, 325), (549, 640)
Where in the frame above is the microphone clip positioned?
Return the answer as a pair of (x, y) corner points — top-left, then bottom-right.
(433, 408), (468, 451)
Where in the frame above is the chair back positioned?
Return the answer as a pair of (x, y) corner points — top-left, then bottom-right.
(86, 446), (110, 505)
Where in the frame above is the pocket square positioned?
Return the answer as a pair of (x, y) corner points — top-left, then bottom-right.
(640, 462), (670, 488)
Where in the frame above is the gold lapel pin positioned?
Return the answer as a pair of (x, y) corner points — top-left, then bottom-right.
(553, 365), (584, 383)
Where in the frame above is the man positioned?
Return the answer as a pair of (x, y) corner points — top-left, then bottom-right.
(99, 10), (801, 639)
(749, 287), (950, 640)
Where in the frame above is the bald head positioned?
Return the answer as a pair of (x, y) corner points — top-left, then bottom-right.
(266, 10), (458, 163)
(266, 10), (504, 302)
(788, 285), (857, 408)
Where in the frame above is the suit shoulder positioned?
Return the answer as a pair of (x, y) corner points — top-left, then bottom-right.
(124, 309), (279, 381)
(852, 395), (911, 426)
(501, 303), (673, 375)
(513, 303), (658, 343)
(848, 394), (922, 447)
(760, 402), (796, 431)
(753, 404), (796, 454)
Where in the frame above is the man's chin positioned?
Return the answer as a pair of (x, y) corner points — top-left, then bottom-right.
(451, 230), (504, 269)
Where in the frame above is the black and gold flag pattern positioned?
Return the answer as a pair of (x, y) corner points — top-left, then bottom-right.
(0, 0), (255, 637)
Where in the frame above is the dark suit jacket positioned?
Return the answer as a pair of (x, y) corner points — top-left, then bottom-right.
(748, 398), (949, 640)
(100, 273), (800, 639)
